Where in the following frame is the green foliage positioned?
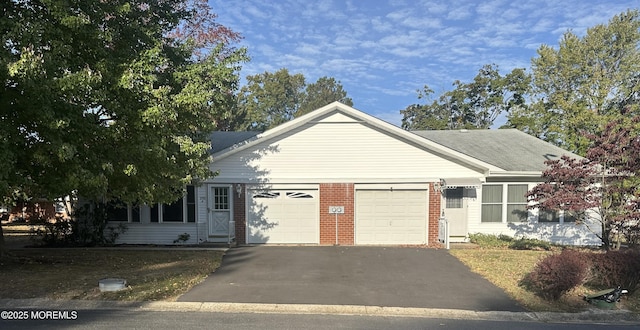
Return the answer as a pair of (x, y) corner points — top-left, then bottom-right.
(468, 233), (552, 251)
(507, 9), (640, 156)
(468, 233), (513, 248)
(401, 64), (531, 130)
(30, 219), (74, 247)
(1, 0), (247, 207)
(30, 202), (127, 247)
(510, 238), (552, 251)
(297, 76), (353, 116)
(231, 69), (353, 131)
(173, 233), (191, 244)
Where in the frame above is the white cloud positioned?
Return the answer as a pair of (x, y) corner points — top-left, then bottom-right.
(210, 0), (638, 121)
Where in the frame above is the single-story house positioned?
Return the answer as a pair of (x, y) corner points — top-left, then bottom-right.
(110, 102), (601, 246)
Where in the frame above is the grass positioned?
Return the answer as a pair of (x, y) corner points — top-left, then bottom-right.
(2, 224), (639, 312)
(450, 247), (640, 313)
(1, 224), (223, 301)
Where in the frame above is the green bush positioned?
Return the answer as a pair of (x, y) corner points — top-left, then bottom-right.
(510, 237), (552, 251)
(468, 233), (513, 248)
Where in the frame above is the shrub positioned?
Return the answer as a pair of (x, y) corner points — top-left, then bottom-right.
(30, 218), (74, 246)
(520, 249), (589, 300)
(510, 237), (552, 251)
(586, 249), (640, 294)
(468, 233), (513, 248)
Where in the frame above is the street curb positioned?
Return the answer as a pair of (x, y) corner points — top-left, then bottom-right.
(1, 298), (639, 324)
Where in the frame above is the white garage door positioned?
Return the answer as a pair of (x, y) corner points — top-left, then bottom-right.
(356, 189), (428, 245)
(248, 189), (318, 244)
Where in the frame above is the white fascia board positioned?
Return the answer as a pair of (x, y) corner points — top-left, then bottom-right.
(487, 171), (542, 178)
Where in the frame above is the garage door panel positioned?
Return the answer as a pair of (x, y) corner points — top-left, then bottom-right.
(356, 189), (428, 245)
(248, 189), (318, 244)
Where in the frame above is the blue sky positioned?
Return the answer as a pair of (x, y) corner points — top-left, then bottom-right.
(208, 0), (638, 127)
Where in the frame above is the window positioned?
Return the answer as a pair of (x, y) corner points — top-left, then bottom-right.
(538, 209), (558, 223)
(538, 209), (577, 223)
(481, 185), (503, 222)
(507, 184), (528, 222)
(445, 187), (463, 208)
(563, 211), (578, 223)
(162, 199), (184, 222)
(482, 184), (531, 223)
(286, 191), (313, 199)
(55, 200), (66, 213)
(186, 185), (196, 222)
(151, 185), (196, 223)
(106, 201), (129, 222)
(105, 200), (140, 223)
(253, 191), (279, 199)
(214, 187), (230, 209)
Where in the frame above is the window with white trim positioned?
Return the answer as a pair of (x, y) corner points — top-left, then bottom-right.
(481, 185), (503, 222)
(150, 185), (196, 223)
(506, 184), (528, 222)
(481, 184), (531, 223)
(538, 209), (577, 223)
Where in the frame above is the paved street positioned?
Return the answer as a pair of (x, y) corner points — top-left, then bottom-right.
(2, 309), (639, 330)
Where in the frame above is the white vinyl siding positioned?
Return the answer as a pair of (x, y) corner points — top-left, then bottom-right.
(113, 223), (198, 245)
(210, 118), (483, 183)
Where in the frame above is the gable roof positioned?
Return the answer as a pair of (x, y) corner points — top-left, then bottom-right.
(412, 129), (582, 172)
(210, 102), (501, 173)
(210, 131), (260, 154)
(208, 102), (581, 176)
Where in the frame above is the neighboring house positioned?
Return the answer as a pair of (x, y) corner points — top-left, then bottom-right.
(111, 102), (601, 246)
(4, 198), (71, 223)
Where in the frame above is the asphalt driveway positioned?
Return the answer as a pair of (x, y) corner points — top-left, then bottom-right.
(178, 246), (525, 312)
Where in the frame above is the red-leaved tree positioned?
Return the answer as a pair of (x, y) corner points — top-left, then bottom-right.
(527, 116), (640, 250)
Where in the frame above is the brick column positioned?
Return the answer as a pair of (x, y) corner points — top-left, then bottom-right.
(428, 182), (442, 246)
(234, 184), (246, 244)
(319, 183), (354, 245)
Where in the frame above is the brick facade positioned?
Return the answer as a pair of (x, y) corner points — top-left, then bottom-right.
(234, 184), (246, 244)
(319, 183), (354, 245)
(428, 182), (443, 247)
(233, 182), (441, 246)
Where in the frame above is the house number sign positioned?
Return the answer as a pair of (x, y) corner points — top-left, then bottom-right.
(328, 206), (344, 214)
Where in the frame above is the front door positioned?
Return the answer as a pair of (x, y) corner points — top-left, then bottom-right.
(209, 186), (231, 239)
(443, 187), (468, 242)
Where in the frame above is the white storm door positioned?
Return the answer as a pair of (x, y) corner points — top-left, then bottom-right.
(209, 186), (231, 237)
(443, 187), (468, 240)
